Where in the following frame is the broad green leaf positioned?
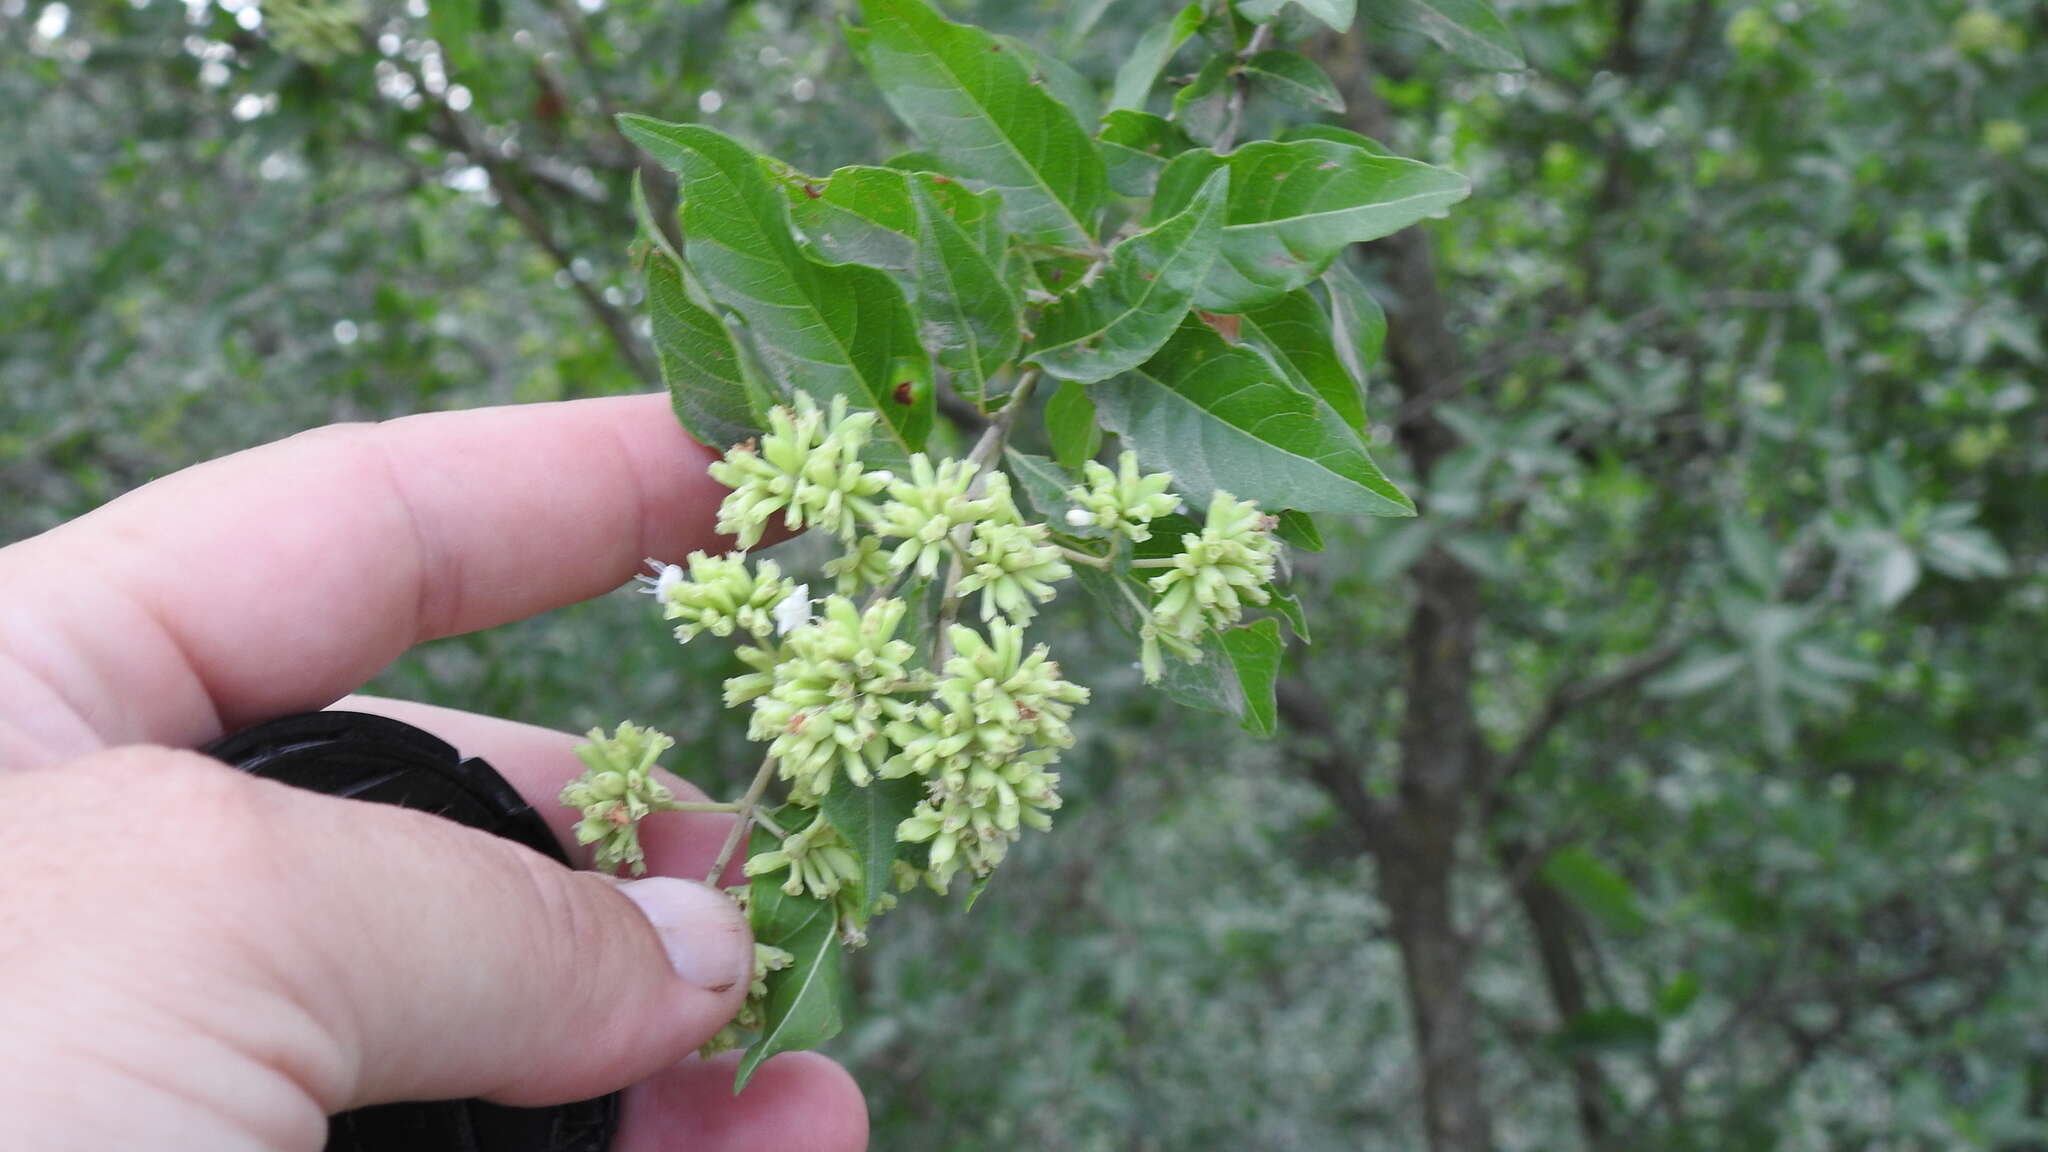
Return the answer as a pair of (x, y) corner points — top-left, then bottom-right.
(1171, 54), (1234, 146)
(1237, 287), (1367, 428)
(909, 180), (1021, 407)
(737, 888), (845, 1090)
(1541, 846), (1650, 937)
(1099, 110), (1196, 198)
(1221, 618), (1284, 736)
(1360, 0), (1524, 70)
(1275, 508), (1324, 551)
(852, 0), (1105, 246)
(769, 162), (919, 273)
(999, 34), (1101, 127)
(1324, 263), (1387, 381)
(645, 252), (764, 450)
(1235, 0), (1356, 33)
(1003, 449), (1081, 525)
(1241, 50), (1345, 113)
(1278, 122), (1392, 153)
(620, 117), (933, 458)
(1110, 2), (1204, 113)
(1269, 584), (1312, 641)
(818, 776), (925, 919)
(1720, 513), (1780, 595)
(1552, 1009), (1659, 1055)
(1093, 319), (1414, 516)
(1152, 138), (1471, 311)
(1027, 168), (1229, 383)
(1045, 379), (1101, 470)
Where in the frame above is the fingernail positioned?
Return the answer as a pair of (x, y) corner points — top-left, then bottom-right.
(613, 876), (752, 992)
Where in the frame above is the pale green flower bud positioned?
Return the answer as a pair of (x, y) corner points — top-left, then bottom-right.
(558, 722), (684, 875)
(955, 520), (1071, 624)
(942, 622), (1089, 749)
(1066, 452), (1181, 542)
(1145, 490), (1280, 671)
(742, 814), (865, 899)
(746, 596), (926, 798)
(642, 552), (798, 643)
(708, 393), (890, 548)
(869, 454), (981, 579)
(895, 746), (1063, 894)
(824, 535), (896, 596)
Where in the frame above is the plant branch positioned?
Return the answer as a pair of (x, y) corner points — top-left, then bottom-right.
(1215, 23), (1276, 154)
(704, 752), (778, 884)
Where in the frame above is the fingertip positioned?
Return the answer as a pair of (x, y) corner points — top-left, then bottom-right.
(619, 1051), (868, 1152)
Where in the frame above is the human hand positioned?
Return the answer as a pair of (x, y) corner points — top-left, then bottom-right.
(0, 395), (868, 1151)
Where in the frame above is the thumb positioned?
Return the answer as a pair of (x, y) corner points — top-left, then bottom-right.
(26, 746), (754, 1114)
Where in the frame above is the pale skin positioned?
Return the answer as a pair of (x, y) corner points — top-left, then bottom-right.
(0, 394), (868, 1151)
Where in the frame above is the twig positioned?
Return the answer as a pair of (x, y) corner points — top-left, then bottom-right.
(704, 753), (778, 884)
(1215, 23), (1276, 154)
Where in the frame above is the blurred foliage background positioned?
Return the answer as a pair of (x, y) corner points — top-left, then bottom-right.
(5, 0), (2046, 1148)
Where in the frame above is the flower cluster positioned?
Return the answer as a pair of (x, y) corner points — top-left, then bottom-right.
(701, 942), (795, 1056)
(738, 596), (926, 800)
(559, 722), (686, 875)
(574, 391), (1292, 1060)
(643, 552), (797, 642)
(1065, 452), (1181, 542)
(1140, 490), (1282, 680)
(709, 393), (890, 547)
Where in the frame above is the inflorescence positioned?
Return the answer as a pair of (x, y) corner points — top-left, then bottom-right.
(560, 393), (1282, 1053)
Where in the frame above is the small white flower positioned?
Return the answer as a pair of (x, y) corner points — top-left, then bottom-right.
(636, 559), (684, 599)
(773, 583), (814, 635)
(1064, 507), (1092, 528)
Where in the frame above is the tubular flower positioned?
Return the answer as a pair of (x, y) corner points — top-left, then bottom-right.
(895, 747), (1063, 894)
(869, 454), (992, 579)
(1065, 452), (1181, 542)
(708, 393), (890, 548)
(742, 814), (864, 899)
(746, 596), (926, 799)
(1144, 490), (1280, 676)
(956, 519), (1071, 624)
(559, 722), (685, 875)
(645, 553), (798, 643)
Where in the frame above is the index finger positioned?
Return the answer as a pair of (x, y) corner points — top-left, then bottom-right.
(0, 394), (732, 764)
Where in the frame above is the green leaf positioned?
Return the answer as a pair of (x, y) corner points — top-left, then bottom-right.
(1046, 379), (1101, 470)
(1170, 54), (1234, 146)
(1235, 0), (1357, 34)
(1278, 123), (1392, 154)
(1324, 263), (1388, 381)
(1720, 513), (1780, 595)
(999, 33), (1101, 127)
(1003, 449), (1081, 525)
(1152, 138), (1471, 312)
(737, 889), (845, 1090)
(1551, 1009), (1658, 1055)
(1027, 168), (1229, 383)
(1110, 2), (1205, 113)
(818, 776), (925, 919)
(620, 117), (933, 459)
(1269, 584), (1312, 642)
(1241, 50), (1345, 113)
(1093, 319), (1414, 516)
(965, 871), (995, 910)
(852, 0), (1106, 246)
(770, 162), (920, 274)
(1359, 0), (1524, 70)
(645, 252), (765, 450)
(1237, 287), (1367, 428)
(1221, 618), (1284, 736)
(1099, 110), (1196, 198)
(1541, 846), (1650, 937)
(1275, 508), (1324, 551)
(909, 179), (1022, 407)
(1657, 972), (1701, 1018)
